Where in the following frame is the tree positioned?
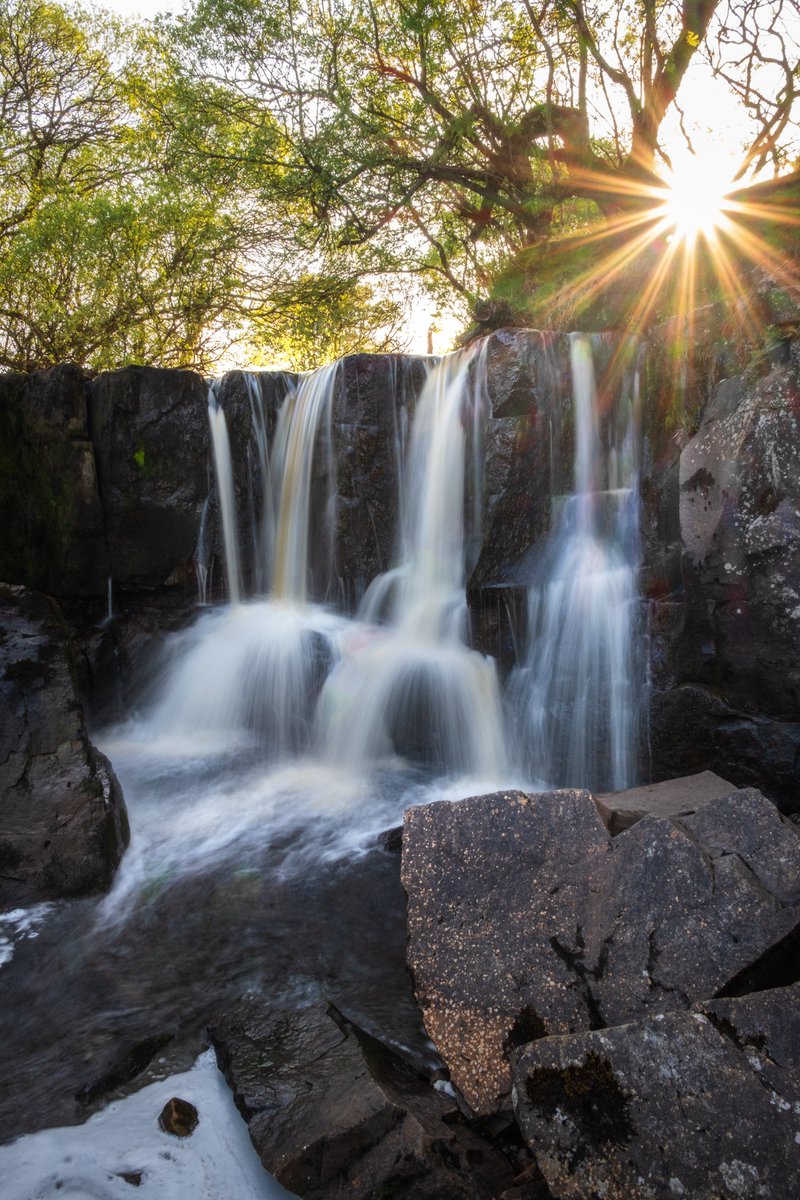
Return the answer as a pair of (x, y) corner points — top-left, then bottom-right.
(175, 0), (800, 330)
(0, 0), (407, 370)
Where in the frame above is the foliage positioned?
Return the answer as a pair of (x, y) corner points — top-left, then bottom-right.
(0, 0), (406, 370)
(1, 0), (798, 368)
(171, 0), (800, 329)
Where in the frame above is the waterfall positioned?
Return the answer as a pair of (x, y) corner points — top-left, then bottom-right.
(316, 347), (507, 778)
(207, 387), (241, 605)
(269, 363), (339, 604)
(151, 334), (640, 788)
(507, 334), (643, 792)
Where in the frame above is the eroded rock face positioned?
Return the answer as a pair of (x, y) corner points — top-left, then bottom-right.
(401, 787), (800, 1115)
(648, 350), (800, 809)
(511, 984), (800, 1200)
(88, 367), (211, 593)
(0, 584), (129, 908)
(0, 365), (109, 597)
(332, 354), (427, 606)
(679, 355), (800, 717)
(209, 999), (514, 1200)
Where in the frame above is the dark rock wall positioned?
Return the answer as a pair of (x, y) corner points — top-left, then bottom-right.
(0, 329), (798, 807)
(0, 366), (109, 597)
(644, 343), (800, 810)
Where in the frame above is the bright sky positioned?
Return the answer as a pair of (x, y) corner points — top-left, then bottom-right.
(97, 0), (180, 15)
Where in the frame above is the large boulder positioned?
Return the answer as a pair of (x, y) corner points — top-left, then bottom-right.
(208, 999), (515, 1200)
(401, 786), (800, 1115)
(0, 365), (109, 598)
(511, 984), (800, 1200)
(0, 584), (129, 908)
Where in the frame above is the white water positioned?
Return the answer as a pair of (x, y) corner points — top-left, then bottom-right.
(507, 334), (643, 791)
(316, 346), (506, 777)
(0, 1051), (292, 1200)
(207, 390), (241, 604)
(269, 363), (339, 604)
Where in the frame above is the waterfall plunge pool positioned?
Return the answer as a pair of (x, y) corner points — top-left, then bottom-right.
(0, 333), (646, 1196)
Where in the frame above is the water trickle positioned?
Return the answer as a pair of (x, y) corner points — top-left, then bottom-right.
(194, 495), (212, 605)
(507, 334), (643, 792)
(207, 386), (241, 605)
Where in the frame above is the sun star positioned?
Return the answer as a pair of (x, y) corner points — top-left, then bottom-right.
(661, 156), (733, 241)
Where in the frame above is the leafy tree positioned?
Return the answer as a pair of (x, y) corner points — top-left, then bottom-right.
(173, 0), (800, 329)
(0, 0), (406, 370)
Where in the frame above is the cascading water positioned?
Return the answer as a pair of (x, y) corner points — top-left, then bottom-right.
(150, 364), (344, 760)
(317, 346), (506, 778)
(507, 333), (643, 792)
(269, 362), (339, 604)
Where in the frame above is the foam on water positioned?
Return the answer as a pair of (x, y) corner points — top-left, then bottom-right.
(0, 1050), (293, 1200)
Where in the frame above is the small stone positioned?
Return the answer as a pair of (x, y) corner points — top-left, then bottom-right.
(158, 1096), (198, 1137)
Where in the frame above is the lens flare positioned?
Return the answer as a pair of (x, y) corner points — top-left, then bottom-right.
(660, 156), (733, 241)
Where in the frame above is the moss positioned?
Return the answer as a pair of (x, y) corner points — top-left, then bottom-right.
(133, 444), (146, 470)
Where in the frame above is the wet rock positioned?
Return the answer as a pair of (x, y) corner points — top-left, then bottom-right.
(679, 357), (800, 719)
(158, 1096), (199, 1137)
(401, 787), (800, 1115)
(648, 681), (800, 815)
(0, 584), (129, 909)
(469, 330), (572, 590)
(88, 366), (211, 593)
(76, 1032), (174, 1107)
(593, 769), (738, 834)
(209, 999), (514, 1200)
(511, 984), (800, 1200)
(332, 354), (427, 606)
(0, 365), (109, 597)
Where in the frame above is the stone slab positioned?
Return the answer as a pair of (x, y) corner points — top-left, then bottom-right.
(593, 769), (737, 834)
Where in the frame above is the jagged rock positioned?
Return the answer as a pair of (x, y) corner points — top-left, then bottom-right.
(679, 355), (800, 718)
(646, 354), (800, 807)
(401, 787), (800, 1115)
(208, 999), (514, 1200)
(593, 769), (737, 834)
(0, 583), (129, 908)
(158, 1096), (199, 1137)
(0, 365), (109, 597)
(511, 984), (800, 1200)
(87, 366), (211, 593)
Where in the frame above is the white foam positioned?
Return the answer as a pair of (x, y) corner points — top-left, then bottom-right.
(0, 1050), (294, 1200)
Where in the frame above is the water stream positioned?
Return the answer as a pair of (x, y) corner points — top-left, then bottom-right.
(0, 333), (645, 1195)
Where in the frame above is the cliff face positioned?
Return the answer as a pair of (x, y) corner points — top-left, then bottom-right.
(0, 327), (797, 809)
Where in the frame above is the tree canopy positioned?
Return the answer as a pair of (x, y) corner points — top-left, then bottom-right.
(0, 0), (798, 369)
